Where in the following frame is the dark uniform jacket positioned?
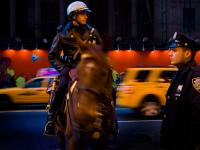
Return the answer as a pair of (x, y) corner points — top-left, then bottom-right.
(161, 60), (200, 150)
(48, 22), (102, 73)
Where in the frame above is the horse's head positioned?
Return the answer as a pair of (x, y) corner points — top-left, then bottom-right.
(77, 44), (112, 94)
(71, 44), (114, 130)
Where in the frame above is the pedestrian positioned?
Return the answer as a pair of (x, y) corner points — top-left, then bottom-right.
(43, 1), (103, 136)
(160, 32), (200, 150)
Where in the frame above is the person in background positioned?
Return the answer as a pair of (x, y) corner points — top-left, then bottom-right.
(15, 75), (26, 87)
(160, 32), (200, 150)
(7, 67), (16, 87)
(43, 1), (102, 136)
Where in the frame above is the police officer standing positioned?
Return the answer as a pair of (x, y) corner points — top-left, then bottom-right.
(44, 1), (102, 136)
(160, 32), (200, 150)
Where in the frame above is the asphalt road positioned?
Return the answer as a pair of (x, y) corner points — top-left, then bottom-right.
(0, 106), (162, 150)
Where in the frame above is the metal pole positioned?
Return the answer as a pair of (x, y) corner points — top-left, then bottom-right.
(34, 0), (41, 40)
(10, 0), (16, 40)
(59, 0), (65, 25)
(108, 0), (115, 36)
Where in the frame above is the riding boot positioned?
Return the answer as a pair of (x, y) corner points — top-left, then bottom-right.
(44, 86), (67, 136)
(43, 88), (59, 136)
(43, 102), (58, 136)
(44, 67), (69, 136)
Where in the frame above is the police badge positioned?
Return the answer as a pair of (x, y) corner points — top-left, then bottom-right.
(192, 77), (200, 92)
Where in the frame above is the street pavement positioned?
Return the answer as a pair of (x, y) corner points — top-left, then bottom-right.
(0, 106), (162, 150)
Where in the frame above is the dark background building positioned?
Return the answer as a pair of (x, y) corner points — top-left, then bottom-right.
(0, 0), (200, 50)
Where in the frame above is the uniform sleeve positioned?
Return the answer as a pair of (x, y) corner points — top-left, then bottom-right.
(190, 73), (200, 145)
(48, 33), (64, 72)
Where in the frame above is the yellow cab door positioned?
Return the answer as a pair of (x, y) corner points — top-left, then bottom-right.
(14, 77), (50, 104)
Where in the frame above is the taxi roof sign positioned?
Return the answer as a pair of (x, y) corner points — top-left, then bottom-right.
(36, 68), (59, 77)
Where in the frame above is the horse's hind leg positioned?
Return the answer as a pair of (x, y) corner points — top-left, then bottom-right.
(57, 130), (66, 150)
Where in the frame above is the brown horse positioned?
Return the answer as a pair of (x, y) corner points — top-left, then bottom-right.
(58, 45), (116, 150)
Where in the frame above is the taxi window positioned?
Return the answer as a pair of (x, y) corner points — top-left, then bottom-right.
(159, 70), (177, 82)
(41, 78), (51, 87)
(135, 70), (150, 82)
(25, 79), (43, 88)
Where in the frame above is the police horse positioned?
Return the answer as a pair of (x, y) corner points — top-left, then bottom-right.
(55, 45), (116, 150)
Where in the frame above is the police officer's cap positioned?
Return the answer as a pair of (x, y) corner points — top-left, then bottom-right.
(169, 32), (200, 51)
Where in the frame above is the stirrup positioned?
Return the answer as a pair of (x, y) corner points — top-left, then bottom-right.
(43, 121), (57, 136)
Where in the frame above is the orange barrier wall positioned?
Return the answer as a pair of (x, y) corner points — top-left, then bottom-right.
(0, 49), (50, 77)
(1, 49), (200, 75)
(107, 50), (200, 72)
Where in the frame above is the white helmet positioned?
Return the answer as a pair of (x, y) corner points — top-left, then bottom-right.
(67, 1), (91, 18)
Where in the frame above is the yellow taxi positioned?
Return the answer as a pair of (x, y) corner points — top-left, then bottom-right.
(0, 76), (55, 108)
(117, 67), (177, 116)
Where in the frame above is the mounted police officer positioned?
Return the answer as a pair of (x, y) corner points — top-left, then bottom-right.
(44, 1), (102, 136)
(160, 32), (200, 150)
